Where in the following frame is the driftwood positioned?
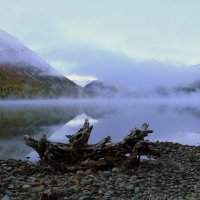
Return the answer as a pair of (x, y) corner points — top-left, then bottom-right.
(24, 119), (160, 171)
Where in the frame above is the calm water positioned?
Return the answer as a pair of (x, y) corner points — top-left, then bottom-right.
(0, 98), (200, 160)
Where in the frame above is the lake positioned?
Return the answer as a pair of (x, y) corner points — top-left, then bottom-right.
(0, 98), (200, 161)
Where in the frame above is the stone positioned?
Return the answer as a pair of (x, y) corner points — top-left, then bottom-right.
(1, 195), (10, 200)
(35, 185), (45, 192)
(102, 171), (112, 178)
(119, 182), (126, 188)
(76, 170), (85, 176)
(22, 184), (32, 189)
(1, 142), (200, 200)
(112, 167), (120, 173)
(126, 185), (134, 190)
(104, 192), (111, 199)
(39, 193), (49, 200)
(70, 185), (79, 193)
(80, 178), (94, 186)
(98, 189), (104, 195)
(85, 169), (92, 176)
(82, 190), (92, 196)
(79, 196), (91, 200)
(8, 184), (15, 189)
(107, 185), (113, 190)
(130, 175), (137, 181)
(134, 187), (140, 193)
(6, 167), (12, 172)
(117, 177), (124, 182)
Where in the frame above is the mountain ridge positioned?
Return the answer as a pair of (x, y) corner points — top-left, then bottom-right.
(0, 30), (83, 99)
(84, 80), (137, 98)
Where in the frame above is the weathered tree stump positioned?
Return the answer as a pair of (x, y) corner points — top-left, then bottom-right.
(24, 119), (160, 171)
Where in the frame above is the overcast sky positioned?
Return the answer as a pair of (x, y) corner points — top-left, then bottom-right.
(0, 0), (200, 87)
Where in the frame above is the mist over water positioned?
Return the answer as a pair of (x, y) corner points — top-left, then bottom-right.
(0, 98), (200, 160)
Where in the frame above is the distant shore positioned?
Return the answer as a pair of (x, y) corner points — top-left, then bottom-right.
(0, 142), (200, 199)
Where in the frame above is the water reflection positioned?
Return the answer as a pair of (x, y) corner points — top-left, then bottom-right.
(27, 113), (99, 161)
(0, 99), (200, 160)
(49, 113), (98, 142)
(0, 100), (117, 159)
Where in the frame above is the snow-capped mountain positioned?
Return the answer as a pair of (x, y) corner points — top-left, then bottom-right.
(0, 30), (83, 99)
(0, 30), (63, 76)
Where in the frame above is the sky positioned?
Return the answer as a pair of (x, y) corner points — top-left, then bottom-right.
(0, 0), (200, 87)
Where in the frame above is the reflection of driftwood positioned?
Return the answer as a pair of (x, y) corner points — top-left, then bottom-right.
(24, 119), (160, 171)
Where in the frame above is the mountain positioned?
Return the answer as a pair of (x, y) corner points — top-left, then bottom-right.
(85, 80), (136, 98)
(174, 81), (200, 95)
(154, 80), (200, 97)
(0, 30), (83, 99)
(171, 65), (200, 95)
(85, 80), (118, 98)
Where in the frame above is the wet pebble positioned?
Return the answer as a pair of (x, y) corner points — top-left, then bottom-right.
(22, 184), (32, 189)
(102, 171), (112, 178)
(1, 195), (10, 200)
(0, 142), (200, 199)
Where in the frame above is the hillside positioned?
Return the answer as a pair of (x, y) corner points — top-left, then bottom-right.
(85, 80), (119, 98)
(85, 80), (136, 98)
(0, 30), (83, 99)
(0, 64), (83, 99)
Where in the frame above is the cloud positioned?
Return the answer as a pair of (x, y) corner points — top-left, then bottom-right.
(43, 45), (200, 91)
(1, 0), (200, 65)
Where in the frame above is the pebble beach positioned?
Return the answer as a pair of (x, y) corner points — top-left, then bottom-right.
(0, 142), (200, 200)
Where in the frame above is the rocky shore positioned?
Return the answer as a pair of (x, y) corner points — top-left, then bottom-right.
(0, 142), (200, 200)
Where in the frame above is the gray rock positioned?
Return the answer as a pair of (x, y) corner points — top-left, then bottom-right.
(104, 192), (111, 199)
(8, 184), (15, 189)
(76, 170), (85, 176)
(119, 182), (126, 188)
(126, 185), (134, 190)
(1, 195), (10, 200)
(112, 167), (120, 172)
(117, 177), (124, 182)
(102, 171), (112, 178)
(80, 178), (94, 186)
(66, 194), (79, 200)
(79, 196), (91, 200)
(107, 185), (113, 190)
(22, 184), (32, 189)
(131, 197), (137, 200)
(134, 187), (140, 193)
(6, 167), (12, 172)
(70, 185), (79, 193)
(82, 190), (92, 196)
(98, 189), (104, 195)
(93, 197), (101, 200)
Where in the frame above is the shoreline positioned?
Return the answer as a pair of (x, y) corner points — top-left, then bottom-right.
(1, 141), (200, 199)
